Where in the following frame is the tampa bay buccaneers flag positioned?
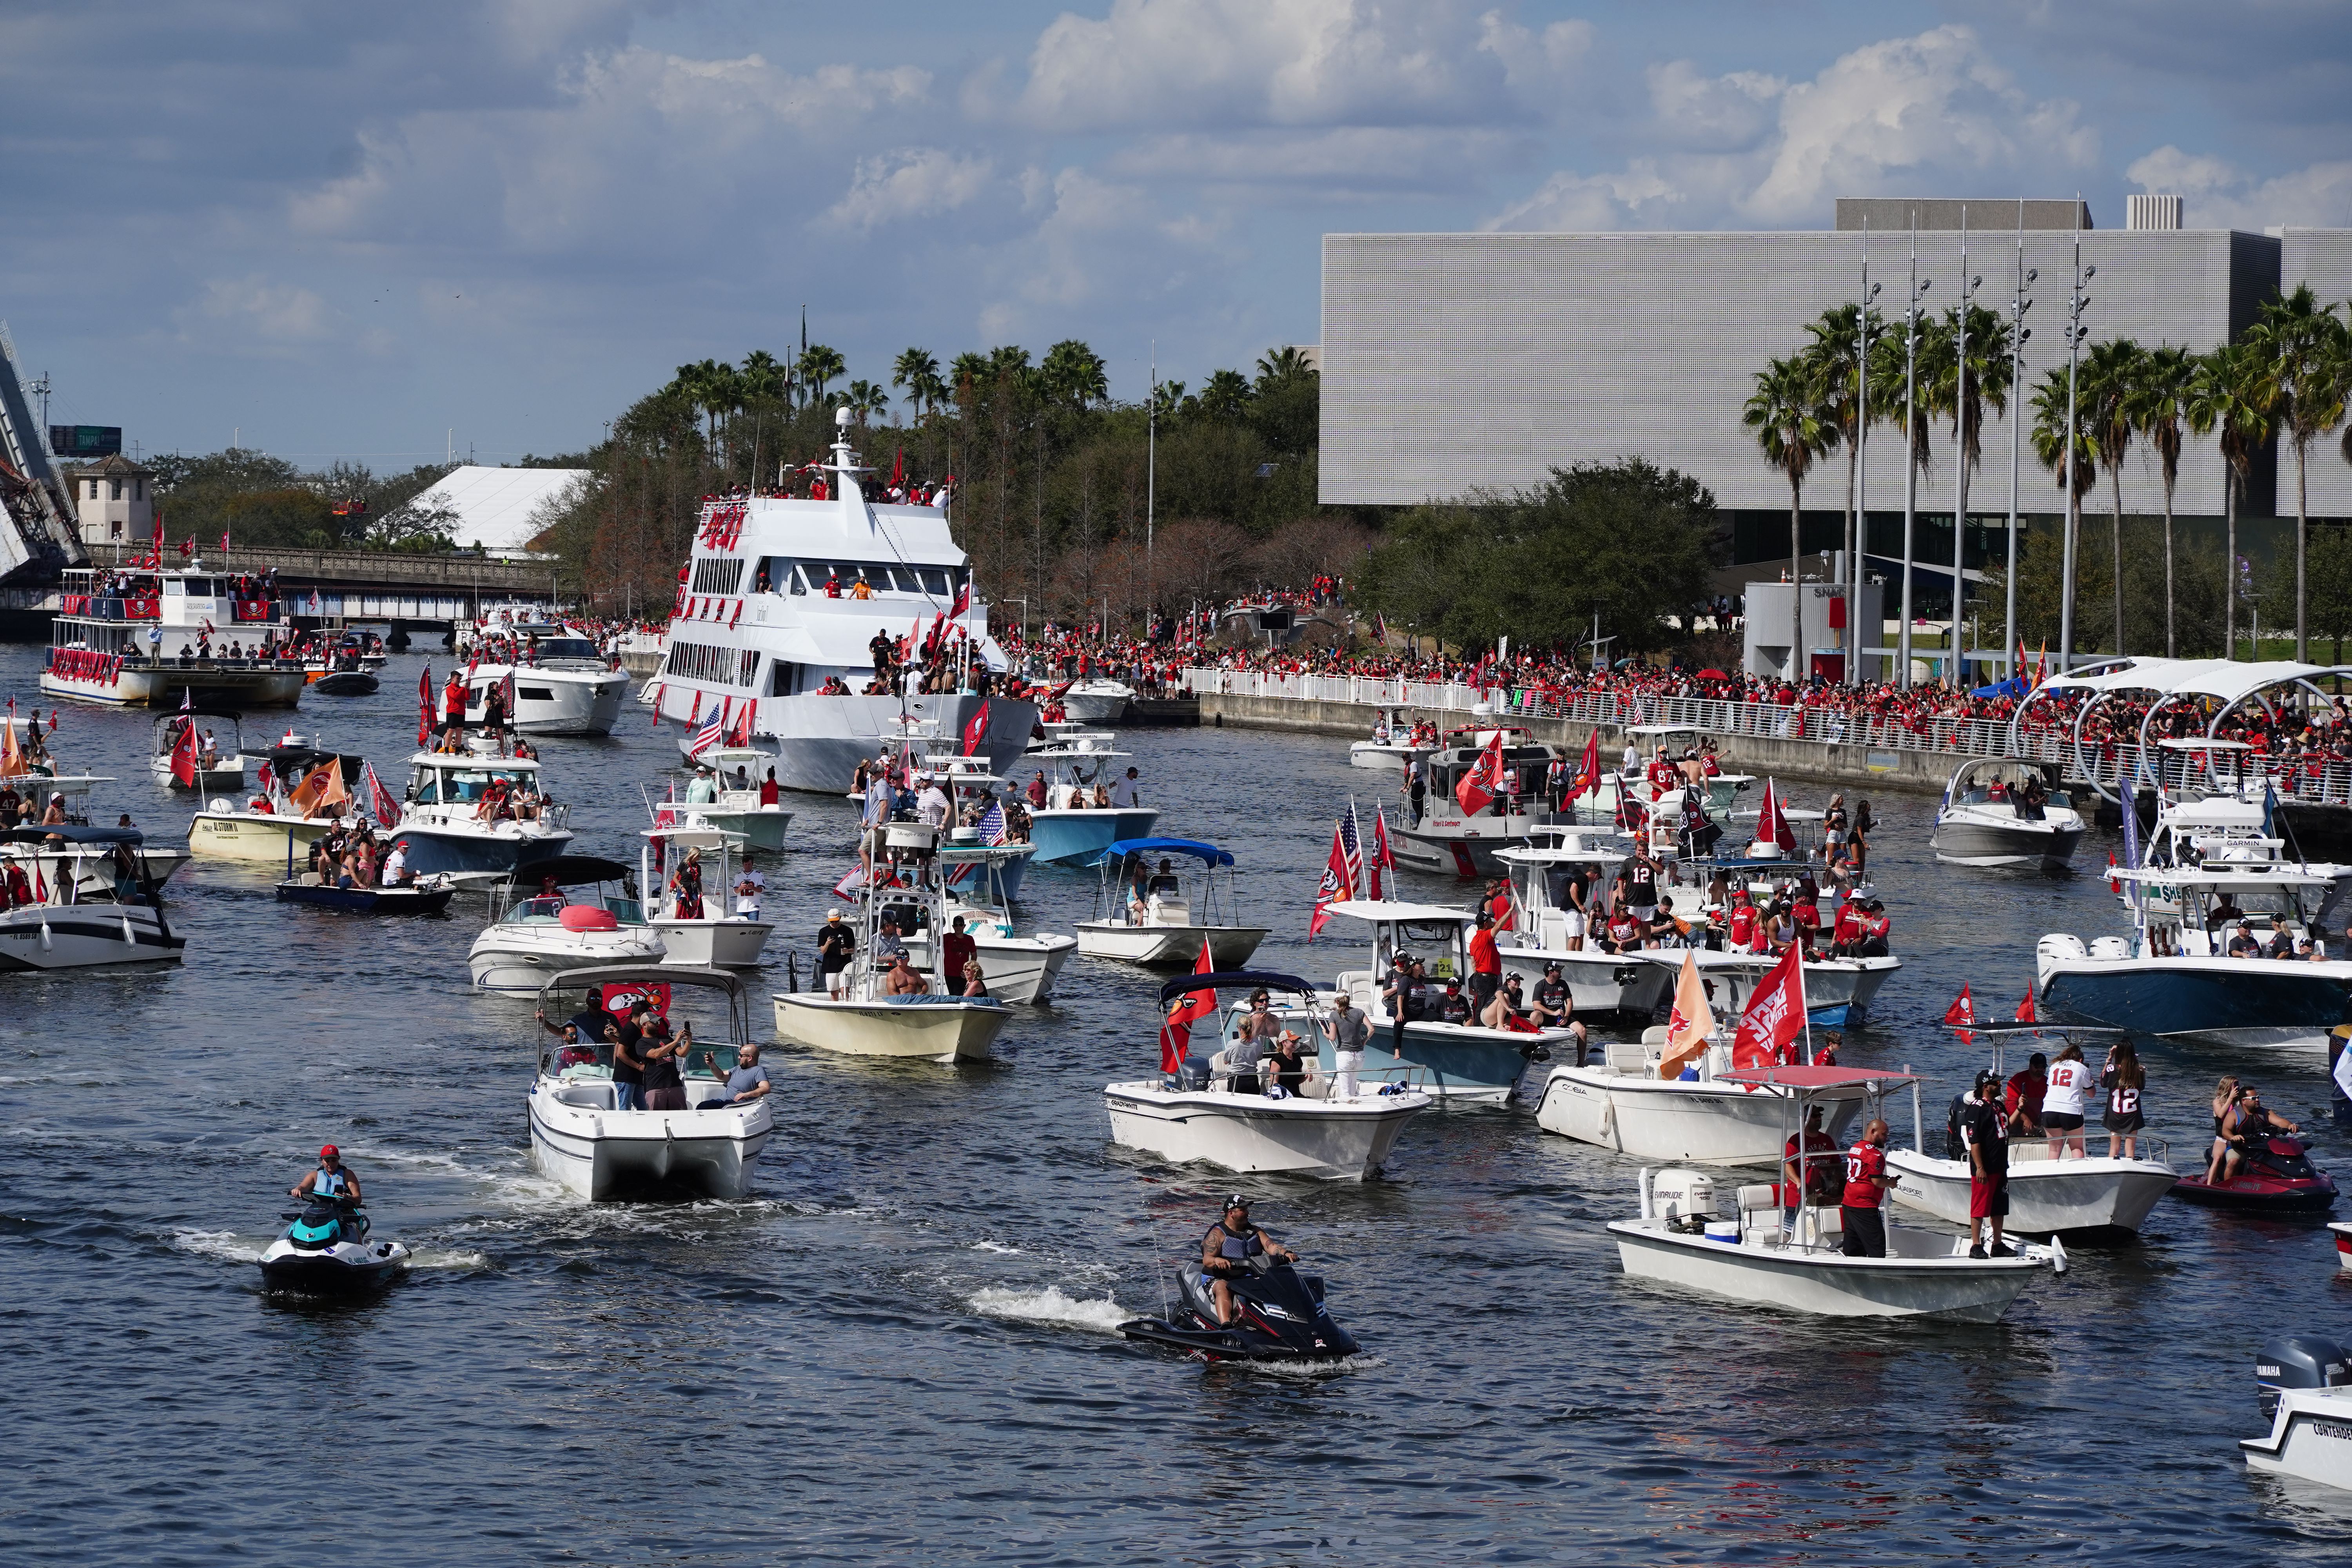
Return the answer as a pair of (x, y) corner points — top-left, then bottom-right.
(169, 717), (200, 788)
(416, 666), (435, 747)
(1944, 983), (1976, 1044)
(960, 699), (991, 756)
(1731, 944), (1808, 1069)
(1656, 951), (1716, 1080)
(1308, 821), (1350, 940)
(1569, 729), (1603, 800)
(1453, 729), (1506, 816)
(1160, 938), (1216, 1074)
(2015, 987), (2038, 1024)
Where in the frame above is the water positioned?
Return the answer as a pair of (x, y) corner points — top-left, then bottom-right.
(2, 644), (2348, 1564)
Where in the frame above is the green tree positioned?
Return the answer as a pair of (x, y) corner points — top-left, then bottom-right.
(2079, 338), (2145, 655)
(1802, 303), (1883, 583)
(1037, 339), (1109, 408)
(892, 347), (943, 418)
(2029, 364), (2098, 660)
(1194, 368), (1253, 425)
(1743, 354), (1837, 673)
(2306, 524), (2352, 666)
(795, 343), (846, 407)
(2247, 283), (2351, 659)
(2186, 341), (2276, 658)
(1250, 346), (1319, 457)
(1920, 301), (2014, 658)
(2130, 343), (2198, 656)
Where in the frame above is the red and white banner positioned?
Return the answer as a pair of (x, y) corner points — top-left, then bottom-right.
(961, 700), (991, 757)
(1569, 730), (1602, 799)
(1308, 821), (1351, 941)
(1945, 983), (1976, 1044)
(1369, 807), (1395, 901)
(1731, 944), (1807, 1070)
(1453, 730), (1505, 816)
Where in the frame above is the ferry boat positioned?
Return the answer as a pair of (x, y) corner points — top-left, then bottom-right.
(642, 407), (1036, 792)
(39, 562), (306, 709)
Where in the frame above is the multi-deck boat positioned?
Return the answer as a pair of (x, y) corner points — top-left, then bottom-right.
(641, 407), (1036, 792)
(463, 622), (630, 735)
(39, 562), (305, 708)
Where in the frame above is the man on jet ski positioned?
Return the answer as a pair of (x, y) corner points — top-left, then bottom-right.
(290, 1145), (363, 1205)
(1202, 1196), (1297, 1327)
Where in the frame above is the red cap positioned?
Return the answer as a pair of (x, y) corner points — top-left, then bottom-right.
(319, 1144), (339, 1159)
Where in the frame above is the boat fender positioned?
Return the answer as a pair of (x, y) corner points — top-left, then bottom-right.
(1597, 1102), (1616, 1139)
(2047, 1236), (2068, 1275)
(39, 922), (51, 950)
(122, 916), (134, 945)
(1637, 1166), (1656, 1221)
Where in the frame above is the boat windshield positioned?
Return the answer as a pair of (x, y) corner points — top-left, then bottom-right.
(529, 638), (603, 659)
(502, 889), (641, 925)
(413, 766), (539, 804)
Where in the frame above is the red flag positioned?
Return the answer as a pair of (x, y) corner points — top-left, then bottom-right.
(363, 761), (402, 829)
(730, 599), (744, 629)
(33, 863), (47, 903)
(733, 699), (756, 747)
(953, 579), (973, 617)
(2015, 988), (2037, 1024)
(1453, 730), (1504, 816)
(960, 700), (991, 757)
(891, 448), (905, 489)
(1369, 807), (1395, 900)
(1731, 945), (1807, 1069)
(416, 666), (434, 747)
(1308, 822), (1350, 940)
(1570, 730), (1602, 799)
(686, 688), (702, 727)
(1159, 938), (1216, 1075)
(1755, 777), (1796, 853)
(178, 537), (194, 558)
(169, 719), (200, 788)
(1944, 983), (1976, 1045)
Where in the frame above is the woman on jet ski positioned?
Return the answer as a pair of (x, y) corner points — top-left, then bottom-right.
(2210, 1085), (2300, 1185)
(290, 1145), (362, 1205)
(1203, 1197), (1297, 1327)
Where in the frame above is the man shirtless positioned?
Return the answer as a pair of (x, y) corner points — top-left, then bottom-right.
(882, 950), (930, 996)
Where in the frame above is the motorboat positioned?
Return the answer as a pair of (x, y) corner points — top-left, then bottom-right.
(0, 827), (186, 970)
(1389, 725), (1561, 879)
(642, 408), (1038, 792)
(2242, 1334), (2352, 1491)
(468, 854), (662, 992)
(392, 746), (574, 879)
(1882, 1028), (2178, 1234)
(771, 820), (1014, 1062)
(1347, 709), (1430, 772)
(900, 844), (1076, 1004)
(1118, 1258), (1363, 1363)
(1491, 839), (1677, 1015)
(526, 964), (775, 1200)
(150, 708), (250, 793)
(1620, 726), (1755, 815)
(1059, 678), (1134, 723)
(1026, 717), (1116, 755)
(465, 624), (630, 735)
(39, 561), (305, 708)
(1076, 836), (1268, 967)
(1024, 741), (1158, 866)
(1644, 941), (1900, 1028)
(1104, 969), (1431, 1180)
(640, 822), (773, 968)
(2334, 1220), (2352, 1270)
(1607, 1066), (2067, 1322)
(1534, 1028), (1867, 1166)
(276, 876), (455, 915)
(672, 744), (793, 850)
(1318, 899), (1578, 1101)
(2122, 787), (2352, 916)
(187, 742), (365, 863)
(2171, 1134), (2338, 1212)
(1930, 757), (2086, 871)
(2038, 865), (2352, 1051)
(257, 1196), (410, 1293)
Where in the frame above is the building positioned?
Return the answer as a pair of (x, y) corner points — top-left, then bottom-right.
(64, 452), (156, 545)
(1319, 201), (2352, 611)
(401, 465), (592, 560)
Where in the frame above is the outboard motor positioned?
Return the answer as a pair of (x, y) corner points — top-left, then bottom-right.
(2256, 1335), (2352, 1420)
(1174, 1054), (1212, 1093)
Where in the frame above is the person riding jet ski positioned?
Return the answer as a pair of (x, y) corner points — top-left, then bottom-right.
(258, 1144), (411, 1293)
(1117, 1196), (1361, 1363)
(1202, 1196), (1296, 1327)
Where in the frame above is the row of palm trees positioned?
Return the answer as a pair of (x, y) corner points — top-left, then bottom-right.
(665, 340), (1117, 441)
(1746, 283), (2352, 675)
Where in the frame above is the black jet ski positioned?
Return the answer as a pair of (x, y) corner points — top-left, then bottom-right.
(257, 1196), (411, 1293)
(1118, 1258), (1360, 1363)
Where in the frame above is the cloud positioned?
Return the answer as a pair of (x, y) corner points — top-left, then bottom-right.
(1646, 60), (1784, 152)
(188, 275), (332, 345)
(2127, 146), (2352, 231)
(1485, 162), (1689, 231)
(1108, 126), (1514, 194)
(825, 148), (995, 233)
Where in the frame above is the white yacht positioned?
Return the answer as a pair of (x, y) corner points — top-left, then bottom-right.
(643, 407), (1036, 793)
(1075, 837), (1268, 967)
(468, 855), (662, 992)
(39, 561), (305, 709)
(1347, 710), (1429, 772)
(1929, 757), (2086, 871)
(526, 965), (775, 1201)
(1059, 678), (1134, 723)
(641, 822), (773, 968)
(392, 746), (574, 880)
(465, 625), (631, 735)
(0, 826), (187, 970)
(1535, 1029), (1867, 1166)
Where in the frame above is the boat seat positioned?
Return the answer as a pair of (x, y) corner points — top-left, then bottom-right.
(1604, 1042), (1648, 1074)
(553, 1082), (617, 1109)
(1640, 1025), (1670, 1045)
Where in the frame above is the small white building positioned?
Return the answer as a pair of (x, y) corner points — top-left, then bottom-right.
(65, 453), (156, 545)
(403, 465), (592, 559)
(1742, 578), (1884, 683)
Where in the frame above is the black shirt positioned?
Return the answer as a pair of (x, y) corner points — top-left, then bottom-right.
(1625, 861), (1659, 904)
(1438, 991), (1472, 1025)
(1533, 978), (1569, 1014)
(1960, 1095), (2009, 1174)
(818, 926), (855, 969)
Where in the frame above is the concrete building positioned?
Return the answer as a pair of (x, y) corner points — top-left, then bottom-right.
(64, 452), (156, 545)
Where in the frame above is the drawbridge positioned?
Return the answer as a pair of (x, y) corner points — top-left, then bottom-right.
(0, 321), (87, 585)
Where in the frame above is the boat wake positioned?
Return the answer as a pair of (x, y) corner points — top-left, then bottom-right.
(967, 1284), (1131, 1335)
(174, 1228), (268, 1263)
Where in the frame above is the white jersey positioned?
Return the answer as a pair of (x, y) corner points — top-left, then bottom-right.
(2044, 1059), (2092, 1117)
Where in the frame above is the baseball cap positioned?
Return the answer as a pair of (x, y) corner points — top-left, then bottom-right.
(319, 1144), (340, 1159)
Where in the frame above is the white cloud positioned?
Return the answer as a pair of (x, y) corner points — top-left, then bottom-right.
(1485, 161), (1688, 231)
(1108, 126), (1512, 192)
(190, 275), (332, 343)
(1647, 60), (1783, 152)
(825, 148), (995, 233)
(2127, 146), (2352, 231)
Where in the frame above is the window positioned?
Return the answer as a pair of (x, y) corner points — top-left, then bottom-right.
(691, 557), (746, 596)
(664, 640), (758, 688)
(86, 479), (98, 500)
(769, 661), (798, 696)
(109, 479), (123, 501)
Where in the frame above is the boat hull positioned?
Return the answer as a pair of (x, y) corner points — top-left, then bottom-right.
(468, 929), (667, 992)
(2243, 1390), (2352, 1490)
(1932, 813), (2085, 870)
(1060, 692), (1131, 723)
(2040, 956), (2352, 1052)
(653, 918), (773, 968)
(472, 670), (630, 736)
(1495, 942), (1675, 1015)
(0, 904), (185, 970)
(1074, 922), (1268, 967)
(528, 1082), (771, 1201)
(275, 881), (455, 916)
(1648, 949), (1899, 1025)
(1315, 1014), (1562, 1102)
(1103, 1081), (1428, 1180)
(1535, 1069), (1866, 1166)
(901, 931), (1077, 1004)
(1886, 1147), (2177, 1233)
(1347, 742), (1420, 771)
(42, 664), (307, 709)
(693, 806), (793, 851)
(1391, 815), (1551, 879)
(1609, 1220), (2043, 1321)
(188, 811), (336, 862)
(1029, 808), (1152, 867)
(392, 824), (574, 879)
(773, 993), (1012, 1060)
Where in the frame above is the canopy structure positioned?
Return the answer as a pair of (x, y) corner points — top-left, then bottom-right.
(1158, 969), (1315, 1004)
(0, 824), (141, 846)
(1095, 836), (1235, 867)
(2007, 657), (2352, 803)
(1320, 898), (1477, 925)
(1721, 1066), (1920, 1089)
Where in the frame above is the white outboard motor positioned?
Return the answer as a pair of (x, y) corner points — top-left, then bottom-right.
(2256, 1335), (2352, 1420)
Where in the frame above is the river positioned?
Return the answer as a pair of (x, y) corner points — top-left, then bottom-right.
(0, 646), (2345, 1564)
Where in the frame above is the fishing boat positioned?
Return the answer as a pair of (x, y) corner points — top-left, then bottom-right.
(187, 744), (364, 862)
(2122, 787), (2352, 916)
(1025, 742), (1158, 866)
(1490, 839), (1677, 1015)
(1104, 971), (1431, 1180)
(1608, 1067), (2066, 1322)
(2241, 1334), (2352, 1491)
(1389, 725), (1560, 879)
(39, 561), (305, 708)
(671, 744), (792, 849)
(465, 622), (630, 735)
(1534, 1029), (1867, 1166)
(468, 855), (661, 992)
(642, 406), (1037, 791)
(1347, 709), (1429, 772)
(150, 709), (250, 793)
(0, 826), (185, 970)
(899, 844), (1075, 1004)
(1076, 837), (1268, 967)
(391, 747), (573, 879)
(1929, 757), (2087, 871)
(526, 965), (775, 1201)
(640, 822), (772, 968)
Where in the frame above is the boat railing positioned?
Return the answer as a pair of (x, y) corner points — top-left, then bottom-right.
(2005, 1134), (2172, 1167)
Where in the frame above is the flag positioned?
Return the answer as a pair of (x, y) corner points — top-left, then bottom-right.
(178, 537), (193, 558)
(686, 688), (702, 727)
(2015, 988), (2037, 1023)
(362, 761), (401, 829)
(1731, 945), (1806, 1070)
(953, 579), (973, 617)
(732, 699), (756, 747)
(690, 708), (726, 757)
(832, 863), (869, 900)
(416, 666), (434, 747)
(1159, 938), (1217, 1074)
(2122, 788), (2146, 909)
(0, 721), (21, 779)
(891, 448), (905, 490)
(1944, 983), (1976, 1045)
(1453, 729), (1505, 816)
(1308, 822), (1350, 940)
(501, 669), (517, 720)
(1755, 777), (1796, 853)
(1338, 802), (1367, 900)
(33, 863), (46, 904)
(1657, 952), (1716, 1079)
(960, 700), (991, 757)
(169, 720), (200, 788)
(1372, 611), (1388, 643)
(1570, 730), (1602, 799)
(1369, 807), (1394, 900)
(975, 801), (1008, 846)
(2034, 641), (2048, 687)
(256, 761), (275, 797)
(220, 529), (230, 553)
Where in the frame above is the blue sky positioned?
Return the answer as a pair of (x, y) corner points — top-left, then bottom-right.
(2, 0), (2346, 466)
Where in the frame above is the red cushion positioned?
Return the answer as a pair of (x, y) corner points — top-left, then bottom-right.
(559, 904), (618, 932)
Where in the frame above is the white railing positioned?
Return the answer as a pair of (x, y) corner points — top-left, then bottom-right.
(1179, 666), (2352, 806)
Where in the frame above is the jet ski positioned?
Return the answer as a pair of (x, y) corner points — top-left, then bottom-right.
(2172, 1135), (2339, 1214)
(1118, 1258), (1360, 1363)
(257, 1196), (411, 1292)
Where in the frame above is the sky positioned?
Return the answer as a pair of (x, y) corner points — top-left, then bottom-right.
(2, 0), (2347, 469)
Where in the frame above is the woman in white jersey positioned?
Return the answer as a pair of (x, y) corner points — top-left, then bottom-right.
(2042, 1042), (2094, 1161)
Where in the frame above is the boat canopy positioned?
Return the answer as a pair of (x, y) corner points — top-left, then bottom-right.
(0, 824), (142, 846)
(1096, 837), (1234, 867)
(1158, 969), (1316, 1005)
(512, 854), (633, 887)
(537, 962), (750, 1040)
(154, 707), (243, 726)
(1321, 898), (1476, 924)
(1722, 1066), (1920, 1089)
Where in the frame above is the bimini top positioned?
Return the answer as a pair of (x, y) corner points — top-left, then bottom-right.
(1096, 837), (1234, 867)
(0, 824), (142, 846)
(2040, 657), (2352, 703)
(1320, 898), (1479, 925)
(1159, 969), (1315, 1005)
(1721, 1066), (1920, 1089)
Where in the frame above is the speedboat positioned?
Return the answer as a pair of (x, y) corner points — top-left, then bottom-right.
(1534, 1029), (1866, 1166)
(0, 826), (188, 970)
(1024, 741), (1158, 866)
(151, 708), (250, 792)
(465, 625), (630, 735)
(392, 746), (574, 880)
(2244, 1335), (2352, 1490)
(1105, 970), (1432, 1180)
(1389, 724), (1561, 878)
(674, 745), (793, 850)
(0, 819), (187, 899)
(1930, 757), (2086, 871)
(1026, 717), (1116, 756)
(1617, 726), (1754, 816)
(900, 845), (1075, 1004)
(1118, 1258), (1363, 1363)
(2333, 1221), (2352, 1270)
(1646, 942), (1900, 1028)
(2170, 1134), (2338, 1212)
(257, 1196), (410, 1293)
(1607, 1067), (2067, 1322)
(1059, 678), (1134, 723)
(468, 855), (662, 992)
(1491, 839), (1677, 1015)
(641, 822), (773, 967)
(1318, 899), (1577, 1101)
(1076, 836), (1268, 967)
(1347, 709), (1428, 772)
(276, 872), (456, 916)
(526, 964), (775, 1200)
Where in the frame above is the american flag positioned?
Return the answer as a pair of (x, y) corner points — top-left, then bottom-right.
(1339, 800), (1367, 900)
(832, 863), (869, 900)
(689, 708), (726, 757)
(975, 801), (1008, 845)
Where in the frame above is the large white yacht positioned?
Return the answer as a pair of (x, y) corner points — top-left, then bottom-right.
(463, 624), (630, 736)
(643, 407), (1036, 793)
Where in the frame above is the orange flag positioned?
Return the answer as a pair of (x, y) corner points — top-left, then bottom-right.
(1657, 951), (1716, 1079)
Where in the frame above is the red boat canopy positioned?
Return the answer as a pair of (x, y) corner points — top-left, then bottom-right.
(1720, 1066), (1920, 1089)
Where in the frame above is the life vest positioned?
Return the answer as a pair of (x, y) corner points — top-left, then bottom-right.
(312, 1166), (349, 1200)
(1207, 1221), (1263, 1265)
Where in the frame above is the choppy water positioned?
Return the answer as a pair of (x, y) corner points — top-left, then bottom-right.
(2, 643), (2348, 1565)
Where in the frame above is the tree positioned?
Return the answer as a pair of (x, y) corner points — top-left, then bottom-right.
(1250, 345), (1319, 457)
(2246, 283), (2350, 660)
(2130, 344), (2198, 656)
(841, 379), (890, 427)
(795, 343), (846, 408)
(2029, 365), (2098, 654)
(2186, 341), (2276, 659)
(1743, 355), (1836, 675)
(2306, 524), (2352, 666)
(2078, 338), (2144, 656)
(1194, 369), (1253, 425)
(893, 347), (944, 419)
(1037, 339), (1109, 408)
(737, 350), (788, 404)
(1802, 303), (1882, 589)
(1921, 301), (2013, 668)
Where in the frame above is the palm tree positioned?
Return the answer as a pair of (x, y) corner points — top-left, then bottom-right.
(2247, 284), (2352, 659)
(892, 348), (941, 417)
(1922, 302), (2014, 670)
(2030, 365), (2098, 651)
(2078, 338), (2144, 655)
(1802, 303), (1880, 590)
(947, 351), (993, 402)
(842, 379), (890, 428)
(2130, 344), (2198, 656)
(1038, 339), (1109, 408)
(795, 343), (846, 408)
(2187, 342), (2277, 658)
(737, 350), (788, 404)
(1255, 345), (1314, 386)
(1196, 368), (1253, 424)
(1744, 355), (1838, 676)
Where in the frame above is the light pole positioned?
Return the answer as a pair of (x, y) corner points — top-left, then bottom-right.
(1897, 226), (1931, 688)
(1146, 341), (1156, 621)
(1950, 207), (1979, 686)
(2058, 207), (2093, 671)
(1853, 223), (1881, 681)
(2005, 203), (2035, 681)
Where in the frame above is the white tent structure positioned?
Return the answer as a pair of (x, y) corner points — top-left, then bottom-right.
(2010, 657), (2352, 801)
(405, 466), (590, 558)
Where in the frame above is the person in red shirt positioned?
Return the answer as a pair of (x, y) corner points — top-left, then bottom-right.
(2004, 1052), (2049, 1136)
(1840, 1118), (1895, 1256)
(759, 768), (780, 807)
(1781, 1106), (1840, 1230)
(1466, 912), (1502, 1015)
(1726, 890), (1759, 952)
(1789, 893), (1822, 954)
(1831, 895), (1865, 954)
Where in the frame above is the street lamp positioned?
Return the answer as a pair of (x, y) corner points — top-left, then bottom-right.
(2058, 205), (2093, 671)
(1896, 227), (1931, 688)
(1950, 207), (1980, 685)
(1853, 221), (1882, 680)
(2004, 203), (2035, 681)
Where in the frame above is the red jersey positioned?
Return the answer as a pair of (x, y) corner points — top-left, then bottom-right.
(1783, 1130), (1839, 1200)
(1842, 1140), (1888, 1209)
(1791, 900), (1821, 935)
(2004, 1071), (2046, 1122)
(1468, 928), (1500, 975)
(1728, 906), (1757, 947)
(1833, 904), (1864, 945)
